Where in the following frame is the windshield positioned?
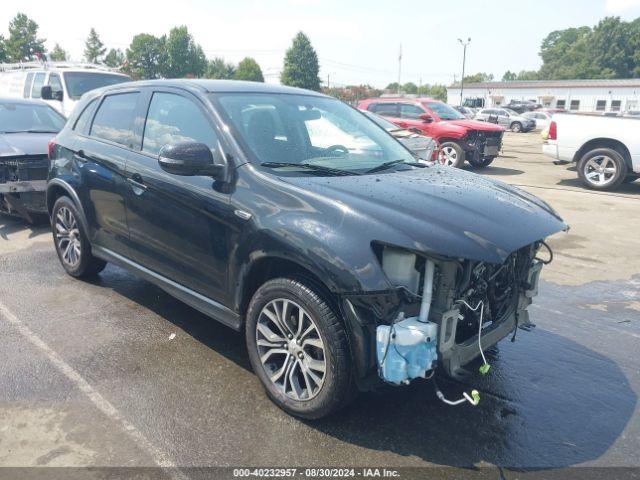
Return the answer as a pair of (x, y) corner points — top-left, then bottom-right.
(423, 101), (465, 121)
(503, 108), (520, 116)
(0, 102), (66, 133)
(362, 110), (401, 131)
(214, 93), (414, 174)
(63, 72), (131, 100)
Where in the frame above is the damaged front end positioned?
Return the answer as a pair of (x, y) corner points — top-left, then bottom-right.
(342, 241), (548, 388)
(0, 155), (49, 221)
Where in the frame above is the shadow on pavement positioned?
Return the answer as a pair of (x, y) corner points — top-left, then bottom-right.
(0, 214), (49, 240)
(556, 177), (640, 194)
(309, 327), (636, 469)
(97, 266), (637, 470)
(471, 166), (525, 176)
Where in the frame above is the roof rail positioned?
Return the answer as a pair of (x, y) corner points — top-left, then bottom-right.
(0, 61), (120, 72)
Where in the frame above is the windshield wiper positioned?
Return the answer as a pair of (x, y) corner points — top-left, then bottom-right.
(365, 159), (407, 173)
(260, 162), (360, 176)
(3, 129), (59, 134)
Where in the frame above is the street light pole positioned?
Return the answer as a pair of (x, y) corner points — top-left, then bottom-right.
(458, 37), (471, 106)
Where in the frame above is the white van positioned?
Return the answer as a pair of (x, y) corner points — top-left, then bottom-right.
(0, 62), (131, 117)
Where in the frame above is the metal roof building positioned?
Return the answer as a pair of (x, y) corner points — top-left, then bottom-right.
(447, 79), (640, 112)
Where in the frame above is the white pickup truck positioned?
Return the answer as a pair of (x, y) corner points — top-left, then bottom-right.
(542, 113), (640, 190)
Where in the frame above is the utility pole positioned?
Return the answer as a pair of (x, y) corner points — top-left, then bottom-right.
(458, 37), (471, 106)
(327, 73), (330, 89)
(397, 44), (402, 95)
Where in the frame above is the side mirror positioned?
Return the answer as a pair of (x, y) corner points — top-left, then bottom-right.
(158, 142), (223, 177)
(41, 86), (63, 101)
(419, 113), (434, 123)
(41, 85), (53, 100)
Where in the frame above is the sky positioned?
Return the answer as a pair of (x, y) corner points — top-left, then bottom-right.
(2, 0), (640, 88)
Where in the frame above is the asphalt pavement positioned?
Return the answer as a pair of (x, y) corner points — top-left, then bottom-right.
(0, 132), (638, 478)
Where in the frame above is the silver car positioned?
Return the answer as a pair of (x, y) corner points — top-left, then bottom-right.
(475, 107), (536, 133)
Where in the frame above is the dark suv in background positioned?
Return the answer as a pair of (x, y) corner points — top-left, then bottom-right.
(47, 80), (565, 418)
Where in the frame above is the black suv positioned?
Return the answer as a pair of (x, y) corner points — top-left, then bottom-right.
(47, 80), (565, 418)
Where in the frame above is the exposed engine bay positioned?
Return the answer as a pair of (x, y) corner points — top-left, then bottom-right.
(372, 242), (547, 386)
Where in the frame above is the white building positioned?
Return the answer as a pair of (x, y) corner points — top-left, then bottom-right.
(447, 79), (640, 113)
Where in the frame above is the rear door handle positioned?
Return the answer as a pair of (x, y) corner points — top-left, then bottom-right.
(127, 173), (147, 195)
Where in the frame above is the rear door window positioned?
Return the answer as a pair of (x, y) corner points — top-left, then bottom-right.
(31, 73), (46, 99)
(90, 92), (140, 146)
(142, 92), (217, 156)
(23, 73), (34, 98)
(372, 103), (398, 117)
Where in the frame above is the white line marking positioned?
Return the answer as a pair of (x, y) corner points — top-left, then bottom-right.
(0, 300), (188, 480)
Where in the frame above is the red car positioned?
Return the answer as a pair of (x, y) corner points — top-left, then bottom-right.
(357, 97), (504, 168)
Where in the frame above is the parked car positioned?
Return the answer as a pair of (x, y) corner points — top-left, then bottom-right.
(505, 100), (538, 114)
(0, 62), (131, 117)
(357, 97), (504, 168)
(452, 105), (475, 119)
(361, 110), (438, 161)
(475, 108), (536, 133)
(0, 98), (66, 221)
(522, 111), (553, 131)
(48, 80), (566, 418)
(542, 113), (639, 190)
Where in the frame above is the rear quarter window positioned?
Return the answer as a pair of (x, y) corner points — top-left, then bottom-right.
(73, 98), (98, 135)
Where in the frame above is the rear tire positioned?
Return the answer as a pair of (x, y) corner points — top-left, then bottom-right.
(52, 196), (106, 278)
(439, 142), (465, 168)
(245, 278), (354, 419)
(577, 148), (627, 191)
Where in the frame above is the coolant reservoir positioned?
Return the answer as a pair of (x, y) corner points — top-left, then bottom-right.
(382, 247), (420, 294)
(376, 317), (438, 385)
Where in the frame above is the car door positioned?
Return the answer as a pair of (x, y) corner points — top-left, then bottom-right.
(497, 110), (511, 128)
(124, 88), (232, 302)
(72, 90), (141, 255)
(398, 103), (431, 134)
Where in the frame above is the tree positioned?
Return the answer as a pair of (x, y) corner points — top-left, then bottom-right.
(234, 57), (264, 82)
(280, 32), (320, 91)
(206, 57), (235, 79)
(49, 43), (68, 61)
(164, 26), (207, 78)
(84, 28), (106, 63)
(6, 13), (46, 61)
(125, 33), (167, 79)
(385, 82), (400, 92)
(0, 36), (7, 63)
(502, 70), (517, 81)
(104, 48), (125, 68)
(463, 72), (494, 83)
(417, 84), (447, 102)
(517, 70), (540, 80)
(402, 82), (418, 94)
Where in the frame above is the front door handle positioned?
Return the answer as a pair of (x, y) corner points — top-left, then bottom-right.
(127, 173), (147, 195)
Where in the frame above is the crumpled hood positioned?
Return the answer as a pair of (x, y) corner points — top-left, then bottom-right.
(0, 132), (53, 157)
(282, 167), (566, 264)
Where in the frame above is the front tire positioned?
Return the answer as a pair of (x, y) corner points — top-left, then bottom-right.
(577, 148), (627, 191)
(245, 278), (353, 419)
(52, 196), (106, 278)
(439, 142), (465, 168)
(510, 122), (522, 133)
